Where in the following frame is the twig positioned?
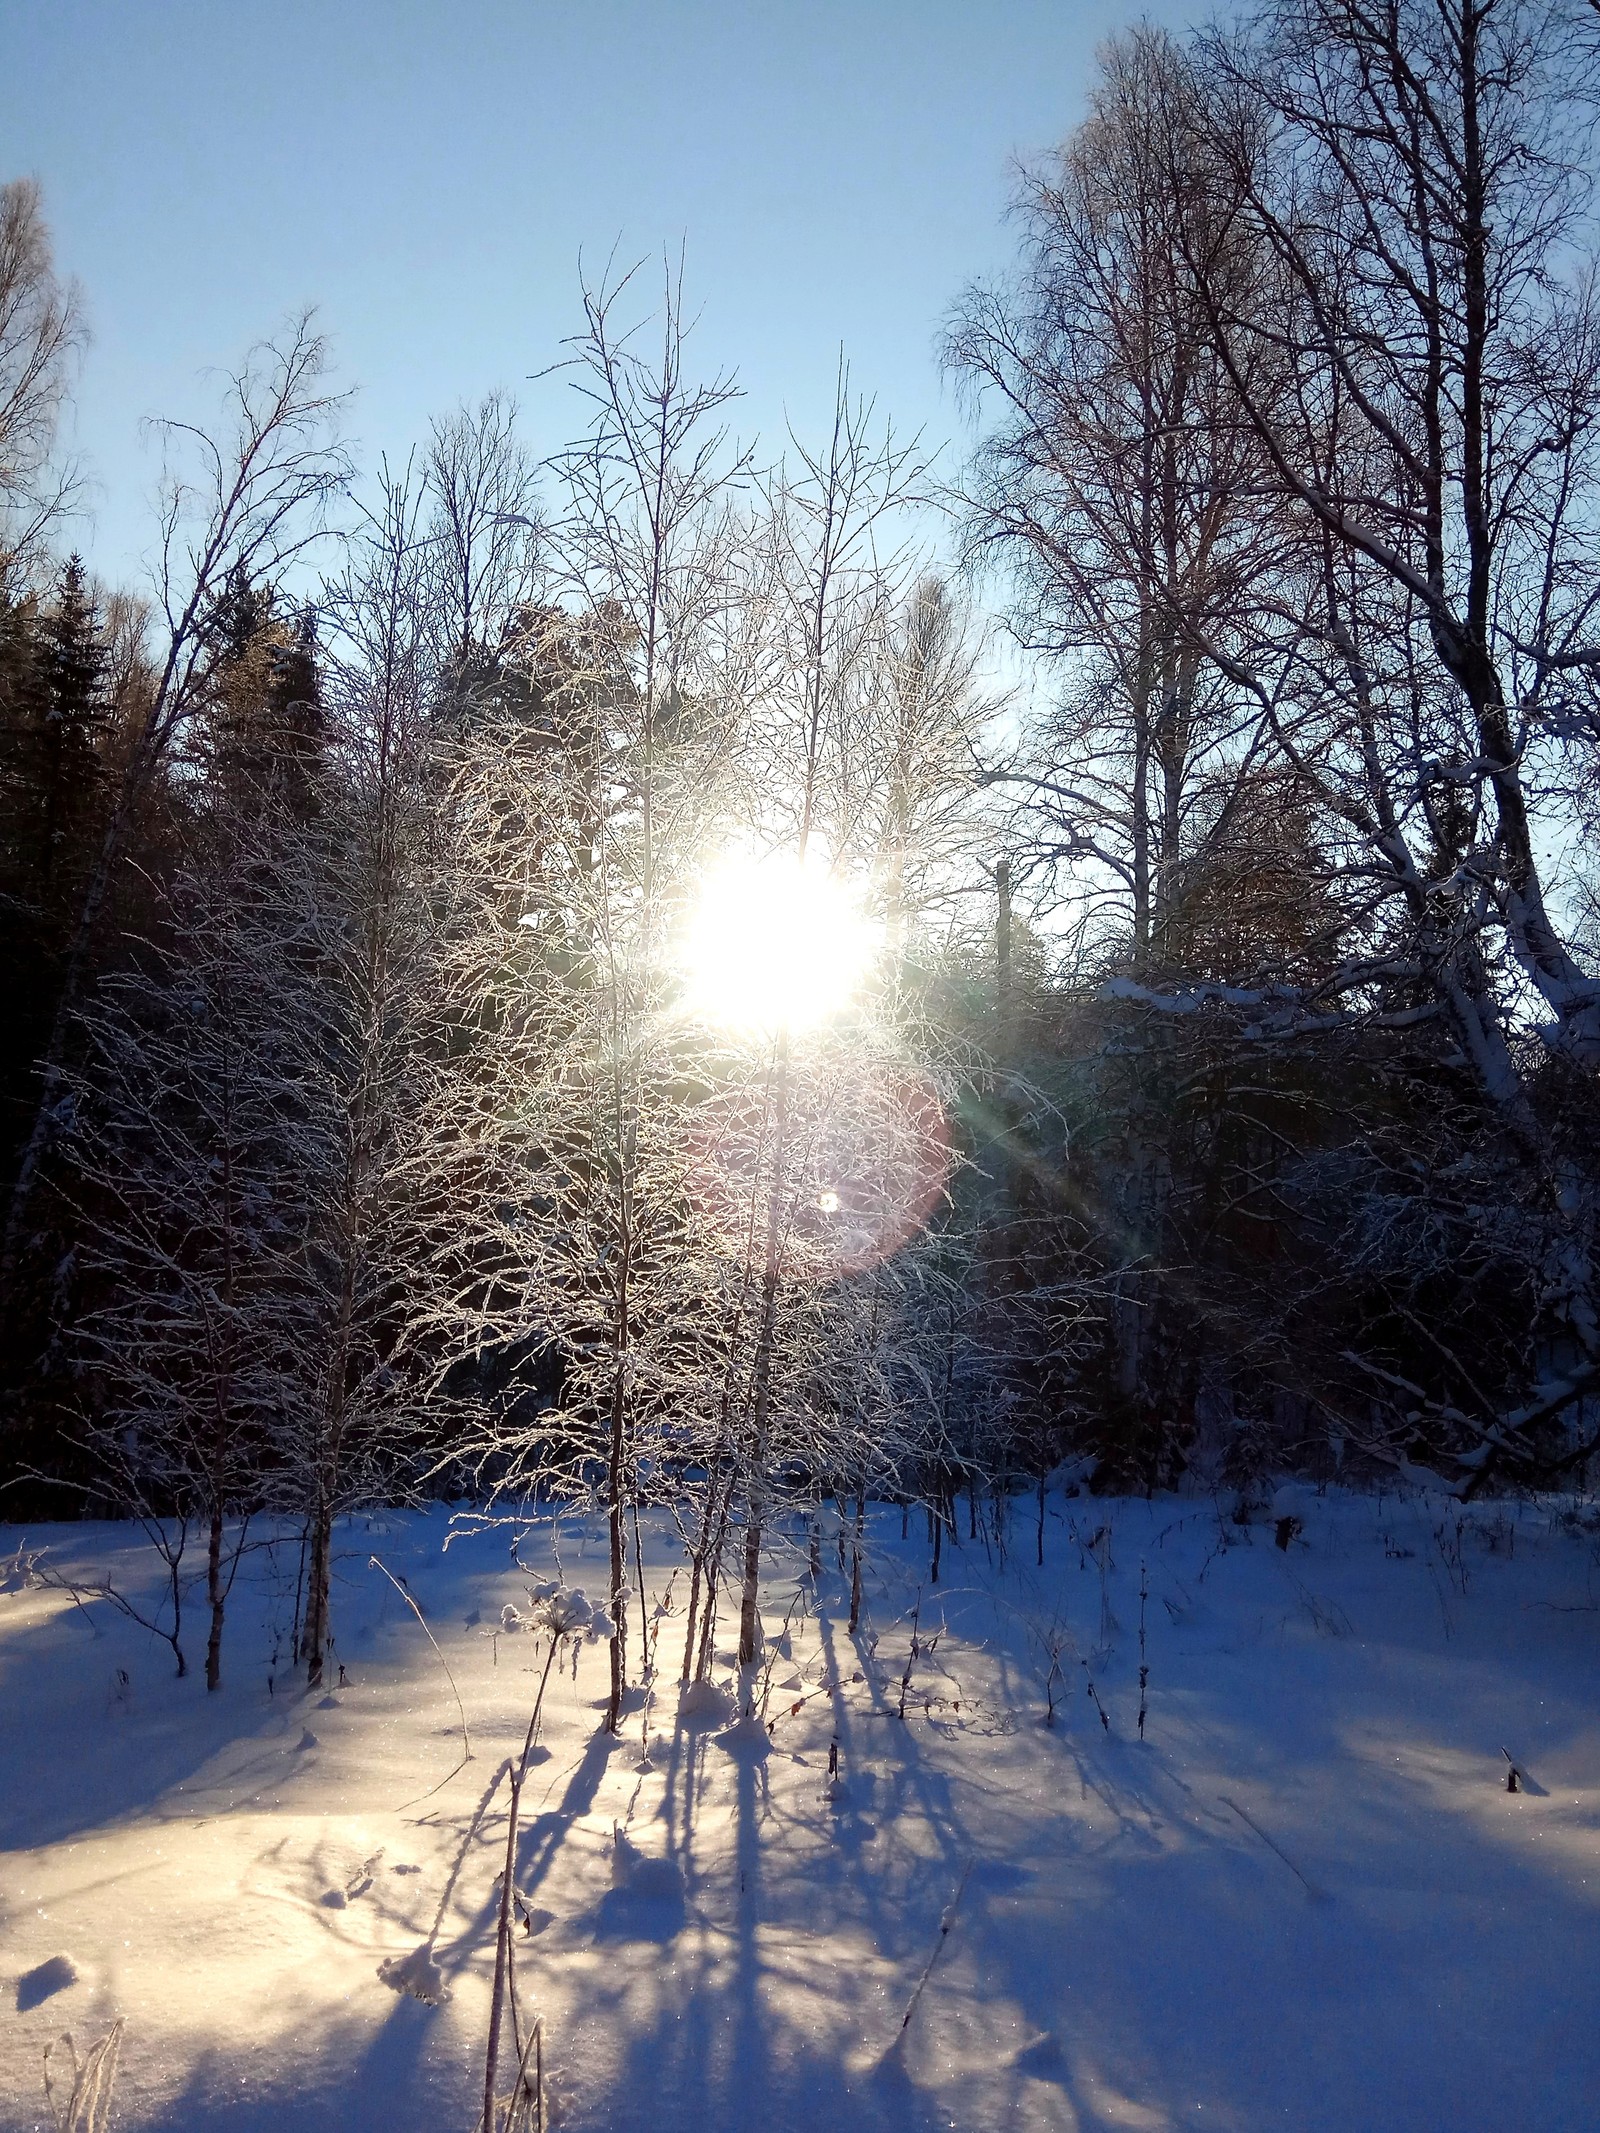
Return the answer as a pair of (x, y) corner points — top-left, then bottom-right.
(484, 1632), (568, 2133)
(887, 1857), (973, 2051)
(369, 1554), (472, 1762)
(1219, 1793), (1321, 1899)
(1082, 1658), (1109, 1731)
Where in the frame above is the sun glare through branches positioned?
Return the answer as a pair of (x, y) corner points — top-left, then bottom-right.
(679, 851), (881, 1033)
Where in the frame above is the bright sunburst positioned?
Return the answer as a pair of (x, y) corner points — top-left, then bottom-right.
(680, 851), (880, 1032)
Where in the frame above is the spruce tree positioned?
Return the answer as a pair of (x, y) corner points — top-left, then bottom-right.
(33, 555), (107, 900)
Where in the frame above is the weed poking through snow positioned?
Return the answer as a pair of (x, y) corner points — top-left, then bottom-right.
(41, 2019), (123, 2133)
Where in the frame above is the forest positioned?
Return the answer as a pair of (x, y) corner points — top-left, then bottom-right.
(3, 4), (1600, 2129)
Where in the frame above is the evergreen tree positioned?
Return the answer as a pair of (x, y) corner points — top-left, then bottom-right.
(32, 555), (107, 900)
(0, 558), (108, 1175)
(203, 576), (325, 818)
(265, 603), (325, 811)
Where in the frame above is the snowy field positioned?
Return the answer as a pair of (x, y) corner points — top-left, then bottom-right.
(2, 1485), (1599, 2132)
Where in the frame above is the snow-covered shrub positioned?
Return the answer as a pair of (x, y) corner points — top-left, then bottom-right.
(500, 1580), (616, 1643)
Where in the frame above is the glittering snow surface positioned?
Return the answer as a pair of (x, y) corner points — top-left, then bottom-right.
(2, 1486), (1598, 2131)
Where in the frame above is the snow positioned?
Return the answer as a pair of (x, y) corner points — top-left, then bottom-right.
(378, 1942), (449, 2008)
(2, 1490), (1599, 2130)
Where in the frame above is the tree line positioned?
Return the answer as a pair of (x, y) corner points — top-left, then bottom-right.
(2, 0), (1599, 1710)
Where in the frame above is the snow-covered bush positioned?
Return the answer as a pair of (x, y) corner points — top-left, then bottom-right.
(500, 1580), (617, 1643)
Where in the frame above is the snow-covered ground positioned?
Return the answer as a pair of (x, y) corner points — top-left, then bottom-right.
(2, 1485), (1598, 2131)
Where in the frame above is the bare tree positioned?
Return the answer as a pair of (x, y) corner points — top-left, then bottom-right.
(68, 469), (460, 1689)
(425, 390), (541, 670)
(946, 28), (1285, 974)
(1186, 0), (1600, 1077)
(945, 5), (1600, 1488)
(720, 374), (937, 1688)
(1146, 0), (1600, 1476)
(945, 38), (1301, 1458)
(0, 177), (84, 586)
(443, 261), (748, 1730)
(281, 468), (468, 1687)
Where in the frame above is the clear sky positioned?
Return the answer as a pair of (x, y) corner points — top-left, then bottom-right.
(0, 0), (1196, 591)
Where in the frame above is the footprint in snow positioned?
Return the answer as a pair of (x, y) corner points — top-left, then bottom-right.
(345, 1850), (383, 1898)
(323, 1849), (385, 1906)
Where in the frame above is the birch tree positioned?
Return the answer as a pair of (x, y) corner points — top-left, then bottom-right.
(0, 177), (83, 587)
(444, 264), (747, 1729)
(1180, 0), (1600, 1075)
(1172, 0), (1600, 1473)
(946, 27), (1285, 972)
(279, 472), (468, 1686)
(707, 379), (962, 1689)
(426, 390), (542, 677)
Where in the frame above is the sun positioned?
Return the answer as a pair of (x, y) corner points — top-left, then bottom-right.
(680, 851), (880, 1033)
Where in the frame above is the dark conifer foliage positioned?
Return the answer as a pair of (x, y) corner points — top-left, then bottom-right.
(0, 559), (110, 1176)
(204, 575), (326, 816)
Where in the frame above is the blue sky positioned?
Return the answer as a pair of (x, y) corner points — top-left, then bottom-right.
(1, 0), (1194, 589)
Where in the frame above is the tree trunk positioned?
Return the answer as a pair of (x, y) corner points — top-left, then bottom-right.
(607, 1403), (627, 1731)
(205, 1507), (226, 1692)
(995, 857), (1012, 1039)
(302, 1502), (332, 1689)
(737, 1042), (791, 1695)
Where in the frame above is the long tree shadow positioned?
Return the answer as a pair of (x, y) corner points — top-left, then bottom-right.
(547, 1703), (953, 2133)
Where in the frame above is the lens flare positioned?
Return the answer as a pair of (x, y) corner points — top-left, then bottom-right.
(685, 1063), (953, 1280)
(681, 852), (879, 1032)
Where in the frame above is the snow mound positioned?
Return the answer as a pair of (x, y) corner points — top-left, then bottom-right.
(714, 1710), (771, 1759)
(16, 1953), (77, 2011)
(678, 1678), (732, 1726)
(1046, 1454), (1098, 1493)
(514, 1893), (554, 1937)
(377, 1943), (447, 2005)
(611, 1825), (683, 1901)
